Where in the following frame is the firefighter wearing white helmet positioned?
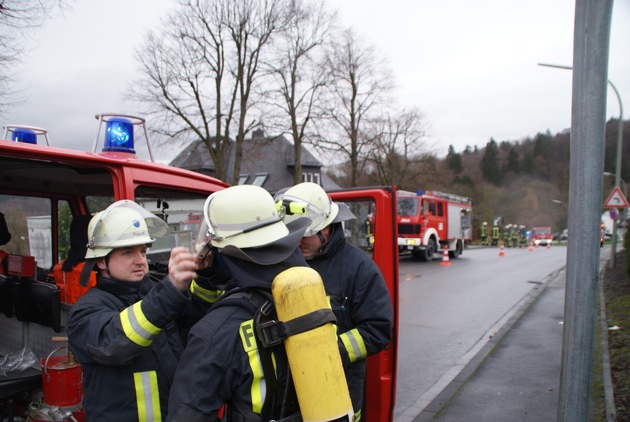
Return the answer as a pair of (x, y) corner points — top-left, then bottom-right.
(275, 182), (393, 422)
(169, 184), (353, 421)
(67, 200), (223, 421)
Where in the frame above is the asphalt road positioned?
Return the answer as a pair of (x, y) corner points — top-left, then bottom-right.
(393, 244), (568, 421)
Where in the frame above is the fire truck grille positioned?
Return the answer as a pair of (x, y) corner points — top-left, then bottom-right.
(398, 224), (421, 235)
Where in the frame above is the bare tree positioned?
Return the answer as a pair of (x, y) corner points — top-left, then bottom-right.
(316, 29), (393, 187)
(130, 0), (288, 184)
(225, 0), (289, 184)
(364, 108), (435, 189)
(264, 0), (336, 185)
(131, 1), (234, 180)
(0, 0), (71, 114)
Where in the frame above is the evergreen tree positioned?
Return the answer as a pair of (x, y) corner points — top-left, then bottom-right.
(481, 138), (501, 185)
(522, 151), (534, 174)
(506, 148), (520, 174)
(447, 145), (463, 173)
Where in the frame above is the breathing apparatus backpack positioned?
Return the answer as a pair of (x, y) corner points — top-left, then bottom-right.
(214, 266), (354, 422)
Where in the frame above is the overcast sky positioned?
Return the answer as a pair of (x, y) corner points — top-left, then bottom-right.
(6, 0), (630, 162)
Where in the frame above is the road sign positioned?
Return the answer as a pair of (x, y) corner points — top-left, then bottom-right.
(609, 208), (618, 220)
(603, 186), (629, 208)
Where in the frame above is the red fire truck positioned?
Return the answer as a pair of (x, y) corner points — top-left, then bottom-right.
(397, 190), (473, 261)
(531, 226), (553, 247)
(0, 115), (399, 422)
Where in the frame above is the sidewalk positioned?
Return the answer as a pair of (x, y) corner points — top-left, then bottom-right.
(412, 249), (614, 422)
(414, 267), (564, 421)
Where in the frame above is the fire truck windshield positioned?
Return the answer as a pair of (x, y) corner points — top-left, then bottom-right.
(397, 197), (418, 216)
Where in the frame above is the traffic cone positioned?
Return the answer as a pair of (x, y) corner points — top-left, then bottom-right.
(499, 242), (505, 257)
(528, 241), (533, 252)
(441, 244), (451, 266)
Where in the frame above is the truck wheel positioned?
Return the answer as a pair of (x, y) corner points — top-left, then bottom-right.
(449, 241), (462, 259)
(422, 238), (436, 262)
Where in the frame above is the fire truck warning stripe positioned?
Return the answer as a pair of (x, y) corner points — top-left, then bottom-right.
(134, 371), (161, 421)
(121, 302), (161, 347)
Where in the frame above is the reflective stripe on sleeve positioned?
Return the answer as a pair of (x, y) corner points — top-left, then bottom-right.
(133, 370), (161, 422)
(340, 328), (367, 363)
(239, 319), (265, 414)
(120, 301), (161, 347)
(191, 280), (224, 304)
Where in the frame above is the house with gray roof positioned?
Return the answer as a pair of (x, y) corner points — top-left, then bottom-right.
(170, 129), (340, 193)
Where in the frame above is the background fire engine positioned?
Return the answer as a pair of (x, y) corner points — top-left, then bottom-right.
(396, 190), (473, 261)
(531, 226), (553, 247)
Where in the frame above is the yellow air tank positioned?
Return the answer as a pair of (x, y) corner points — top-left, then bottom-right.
(272, 266), (353, 422)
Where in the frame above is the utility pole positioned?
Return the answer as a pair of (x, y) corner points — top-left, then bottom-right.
(558, 1), (613, 421)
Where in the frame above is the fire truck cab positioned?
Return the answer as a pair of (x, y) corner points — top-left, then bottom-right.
(531, 226), (553, 247)
(0, 116), (399, 422)
(397, 190), (473, 261)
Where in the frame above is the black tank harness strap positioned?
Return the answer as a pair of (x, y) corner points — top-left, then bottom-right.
(256, 305), (337, 347)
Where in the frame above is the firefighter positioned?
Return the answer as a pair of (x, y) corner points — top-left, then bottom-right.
(510, 224), (519, 248)
(503, 224), (512, 247)
(491, 221), (501, 246)
(518, 225), (528, 248)
(480, 221), (488, 246)
(67, 200), (223, 421)
(364, 213), (373, 249)
(275, 182), (393, 421)
(168, 185), (314, 421)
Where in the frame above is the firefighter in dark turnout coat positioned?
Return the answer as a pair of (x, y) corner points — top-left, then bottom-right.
(168, 185), (311, 421)
(67, 200), (222, 421)
(275, 183), (393, 421)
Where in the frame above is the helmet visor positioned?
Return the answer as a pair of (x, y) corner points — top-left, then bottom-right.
(276, 194), (330, 237)
(200, 191), (284, 248)
(90, 200), (169, 248)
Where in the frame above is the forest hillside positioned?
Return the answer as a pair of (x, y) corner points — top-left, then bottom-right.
(330, 119), (629, 237)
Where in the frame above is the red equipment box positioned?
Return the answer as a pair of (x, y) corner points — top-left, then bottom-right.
(7, 255), (36, 278)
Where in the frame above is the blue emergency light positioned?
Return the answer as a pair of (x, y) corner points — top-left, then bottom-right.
(104, 117), (135, 153)
(12, 128), (37, 144)
(416, 190), (423, 196)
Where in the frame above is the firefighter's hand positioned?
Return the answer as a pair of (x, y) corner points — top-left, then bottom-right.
(168, 246), (198, 292)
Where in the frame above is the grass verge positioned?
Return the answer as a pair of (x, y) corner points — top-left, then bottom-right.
(603, 250), (630, 420)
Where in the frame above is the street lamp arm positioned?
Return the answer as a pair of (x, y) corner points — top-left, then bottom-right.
(538, 62), (624, 119)
(607, 79), (624, 120)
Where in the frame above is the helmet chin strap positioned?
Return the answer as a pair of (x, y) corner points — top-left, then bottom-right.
(316, 225), (333, 253)
(102, 255), (113, 279)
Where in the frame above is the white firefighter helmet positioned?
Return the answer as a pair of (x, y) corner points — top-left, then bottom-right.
(85, 200), (169, 259)
(197, 185), (310, 264)
(275, 182), (354, 237)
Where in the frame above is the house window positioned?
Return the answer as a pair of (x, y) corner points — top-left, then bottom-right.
(238, 174), (249, 185)
(252, 173), (268, 187)
(301, 172), (321, 185)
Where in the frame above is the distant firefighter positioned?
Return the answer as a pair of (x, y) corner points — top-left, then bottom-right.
(491, 222), (501, 246)
(480, 221), (489, 245)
